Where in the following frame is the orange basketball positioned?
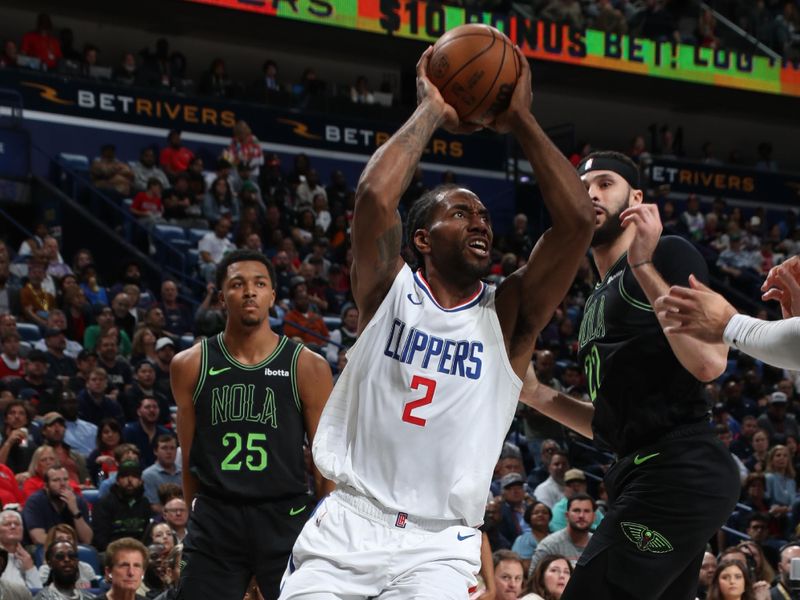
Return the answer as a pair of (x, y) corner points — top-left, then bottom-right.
(427, 24), (521, 127)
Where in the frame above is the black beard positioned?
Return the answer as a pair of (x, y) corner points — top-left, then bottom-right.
(591, 206), (626, 248)
(52, 567), (78, 588)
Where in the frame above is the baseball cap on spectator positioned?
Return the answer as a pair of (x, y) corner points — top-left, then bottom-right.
(117, 460), (143, 479)
(564, 469), (586, 483)
(501, 473), (524, 489)
(770, 392), (788, 404)
(42, 412), (66, 427)
(27, 350), (49, 363)
(155, 337), (174, 352)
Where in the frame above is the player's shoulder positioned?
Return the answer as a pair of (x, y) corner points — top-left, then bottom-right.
(170, 340), (204, 389)
(296, 345), (332, 378)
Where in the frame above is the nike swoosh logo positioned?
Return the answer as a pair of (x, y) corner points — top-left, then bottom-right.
(407, 293), (423, 305)
(208, 367), (231, 376)
(633, 452), (660, 465)
(289, 506), (307, 516)
(457, 532), (476, 541)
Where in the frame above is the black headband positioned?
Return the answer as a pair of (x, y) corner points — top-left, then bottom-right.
(578, 156), (640, 189)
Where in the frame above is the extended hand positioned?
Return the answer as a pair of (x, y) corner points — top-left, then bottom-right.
(620, 204), (662, 267)
(16, 546), (33, 571)
(761, 255), (800, 318)
(655, 275), (737, 343)
(416, 46), (482, 135)
(487, 46), (532, 135)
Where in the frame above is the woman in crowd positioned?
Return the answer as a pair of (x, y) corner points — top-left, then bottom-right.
(87, 418), (123, 486)
(62, 285), (93, 344)
(39, 524), (98, 588)
(95, 537), (149, 600)
(737, 541), (776, 587)
(151, 544), (181, 600)
(520, 554), (573, 600)
(203, 177), (239, 224)
(130, 328), (158, 364)
(765, 444), (794, 532)
(511, 502), (553, 573)
(705, 559), (770, 600)
(142, 523), (176, 557)
(745, 429), (770, 473)
(23, 446), (82, 503)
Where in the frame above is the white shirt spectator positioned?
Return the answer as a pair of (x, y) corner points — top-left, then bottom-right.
(533, 476), (565, 509)
(198, 231), (235, 265)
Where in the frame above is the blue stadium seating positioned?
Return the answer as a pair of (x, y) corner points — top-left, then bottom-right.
(16, 322), (41, 342)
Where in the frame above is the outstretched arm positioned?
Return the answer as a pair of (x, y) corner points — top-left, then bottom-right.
(622, 205), (728, 382)
(351, 47), (469, 326)
(518, 364), (594, 439)
(494, 49), (594, 378)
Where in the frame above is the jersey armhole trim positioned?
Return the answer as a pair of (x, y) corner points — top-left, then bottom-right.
(618, 268), (654, 313)
(191, 337), (208, 405)
(290, 343), (303, 413)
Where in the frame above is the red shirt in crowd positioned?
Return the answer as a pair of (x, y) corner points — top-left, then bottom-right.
(0, 465), (23, 508)
(20, 30), (61, 69)
(131, 191), (164, 216)
(283, 309), (329, 346)
(22, 475), (83, 504)
(0, 355), (25, 380)
(160, 146), (194, 174)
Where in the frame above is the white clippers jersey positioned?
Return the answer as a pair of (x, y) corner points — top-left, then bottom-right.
(313, 264), (522, 526)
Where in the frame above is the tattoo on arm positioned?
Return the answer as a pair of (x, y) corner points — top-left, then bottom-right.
(377, 222), (402, 267)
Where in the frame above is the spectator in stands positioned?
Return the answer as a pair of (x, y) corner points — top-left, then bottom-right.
(0, 331), (25, 381)
(772, 542), (800, 600)
(590, 0), (628, 34)
(156, 280), (192, 336)
(548, 469), (604, 533)
(256, 59), (281, 97)
(87, 418), (122, 485)
(131, 148), (169, 195)
(92, 459), (151, 551)
(511, 502), (552, 573)
(325, 304), (358, 366)
(0, 400), (36, 473)
(0, 509), (41, 588)
(77, 264), (108, 309)
(130, 178), (165, 225)
(293, 67), (323, 109)
(194, 282), (225, 338)
(718, 232), (762, 296)
(0, 40), (18, 68)
(110, 293), (136, 341)
(533, 450), (569, 509)
(680, 194), (705, 242)
(32, 310), (82, 361)
(697, 551), (717, 600)
(76, 367), (123, 427)
(39, 524), (97, 589)
(163, 174), (205, 228)
(521, 554), (572, 600)
(151, 337), (174, 403)
(97, 538), (148, 600)
(350, 76), (375, 104)
(528, 494), (595, 575)
(765, 445), (795, 527)
(296, 168), (327, 210)
(79, 44), (102, 78)
(130, 328), (157, 365)
(498, 473), (529, 546)
(492, 550), (525, 600)
(42, 237), (70, 281)
(141, 433), (180, 513)
(62, 288), (92, 345)
(197, 216), (236, 283)
(225, 120), (263, 179)
(142, 307), (176, 344)
(21, 13), (62, 70)
(745, 429), (771, 473)
(731, 415), (759, 462)
(59, 391), (97, 458)
(7, 350), (62, 415)
(159, 130), (193, 180)
(0, 258), (20, 316)
(39, 412), (89, 485)
(97, 444), (141, 498)
(20, 259), (55, 328)
(758, 392), (800, 445)
(121, 360), (170, 426)
(23, 445), (65, 501)
(90, 144), (133, 197)
(23, 465), (92, 546)
(36, 539), (93, 600)
(283, 280), (329, 346)
(203, 177), (239, 225)
(42, 327), (76, 380)
(739, 539), (777, 585)
(95, 334), (132, 395)
(540, 0), (585, 29)
(112, 51), (138, 85)
(162, 497), (187, 542)
(123, 397), (169, 468)
(199, 57), (233, 98)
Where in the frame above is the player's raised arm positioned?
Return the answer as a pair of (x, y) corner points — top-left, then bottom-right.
(493, 49), (594, 376)
(170, 345), (201, 505)
(351, 47), (467, 324)
(518, 364), (594, 439)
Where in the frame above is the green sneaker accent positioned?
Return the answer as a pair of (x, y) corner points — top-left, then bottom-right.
(289, 505), (307, 516)
(208, 366), (232, 376)
(621, 522), (673, 553)
(633, 452), (660, 465)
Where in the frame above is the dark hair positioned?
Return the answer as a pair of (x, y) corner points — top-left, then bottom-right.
(45, 539), (76, 563)
(404, 183), (460, 270)
(524, 501), (552, 524)
(707, 559), (756, 600)
(152, 433), (176, 450)
(215, 249), (276, 291)
(566, 492), (596, 511)
(96, 418), (122, 451)
(525, 554), (573, 600)
(105, 538), (149, 572)
(746, 512), (769, 527)
(3, 399), (29, 422)
(157, 483), (183, 506)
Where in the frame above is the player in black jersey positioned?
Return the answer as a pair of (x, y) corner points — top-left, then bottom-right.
(520, 151), (740, 600)
(171, 249), (334, 600)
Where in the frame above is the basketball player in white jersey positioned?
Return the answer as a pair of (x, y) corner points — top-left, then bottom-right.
(279, 46), (594, 600)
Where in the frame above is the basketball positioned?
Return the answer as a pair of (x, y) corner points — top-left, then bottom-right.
(427, 24), (521, 127)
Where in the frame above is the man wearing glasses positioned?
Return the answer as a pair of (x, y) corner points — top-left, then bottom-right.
(35, 540), (94, 600)
(162, 498), (187, 543)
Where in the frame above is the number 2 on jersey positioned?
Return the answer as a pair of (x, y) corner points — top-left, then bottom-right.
(402, 375), (437, 427)
(221, 432), (268, 471)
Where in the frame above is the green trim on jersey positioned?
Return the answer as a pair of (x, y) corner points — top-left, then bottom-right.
(618, 267), (654, 312)
(595, 252), (628, 289)
(290, 344), (303, 413)
(217, 333), (288, 370)
(192, 337), (209, 405)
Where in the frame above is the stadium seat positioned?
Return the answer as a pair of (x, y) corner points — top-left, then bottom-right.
(57, 153), (90, 172)
(82, 488), (100, 507)
(78, 544), (101, 575)
(16, 322), (41, 342)
(187, 228), (211, 244)
(323, 316), (341, 331)
(179, 335), (195, 350)
(153, 225), (186, 242)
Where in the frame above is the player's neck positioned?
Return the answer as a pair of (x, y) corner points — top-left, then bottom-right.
(591, 229), (635, 279)
(222, 325), (280, 365)
(418, 268), (482, 309)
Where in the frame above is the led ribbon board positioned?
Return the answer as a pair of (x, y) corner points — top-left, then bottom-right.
(185, 0), (800, 97)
